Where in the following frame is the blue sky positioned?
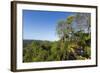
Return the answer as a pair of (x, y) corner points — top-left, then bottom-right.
(23, 10), (74, 41)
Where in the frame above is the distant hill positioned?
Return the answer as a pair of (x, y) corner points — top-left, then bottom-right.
(23, 39), (53, 48)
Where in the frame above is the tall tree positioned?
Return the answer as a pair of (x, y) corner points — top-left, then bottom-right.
(56, 20), (67, 42)
(56, 15), (74, 42)
(66, 16), (74, 41)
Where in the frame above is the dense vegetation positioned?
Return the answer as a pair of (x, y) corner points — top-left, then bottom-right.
(23, 13), (91, 62)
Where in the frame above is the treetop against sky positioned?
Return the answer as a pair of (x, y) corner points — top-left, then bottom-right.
(23, 10), (90, 41)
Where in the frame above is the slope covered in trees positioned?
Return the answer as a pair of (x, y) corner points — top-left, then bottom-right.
(23, 13), (91, 62)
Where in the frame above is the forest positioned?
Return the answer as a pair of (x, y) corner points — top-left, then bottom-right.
(23, 13), (91, 62)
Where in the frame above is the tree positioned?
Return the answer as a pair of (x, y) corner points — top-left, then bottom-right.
(56, 20), (67, 42)
(74, 13), (91, 33)
(56, 15), (74, 42)
(66, 16), (74, 41)
(56, 16), (75, 60)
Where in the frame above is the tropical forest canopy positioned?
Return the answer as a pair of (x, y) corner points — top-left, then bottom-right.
(23, 12), (91, 62)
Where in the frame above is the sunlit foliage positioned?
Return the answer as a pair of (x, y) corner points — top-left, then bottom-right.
(23, 13), (91, 62)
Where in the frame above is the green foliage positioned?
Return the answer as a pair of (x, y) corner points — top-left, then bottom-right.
(66, 16), (74, 24)
(56, 20), (68, 38)
(23, 13), (91, 62)
(83, 46), (91, 58)
(76, 56), (86, 60)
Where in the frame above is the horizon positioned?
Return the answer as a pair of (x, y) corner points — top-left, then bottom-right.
(23, 39), (59, 42)
(23, 10), (75, 41)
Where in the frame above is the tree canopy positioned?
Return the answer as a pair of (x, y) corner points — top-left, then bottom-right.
(23, 13), (91, 62)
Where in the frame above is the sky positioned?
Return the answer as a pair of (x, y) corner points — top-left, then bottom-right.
(23, 10), (74, 41)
